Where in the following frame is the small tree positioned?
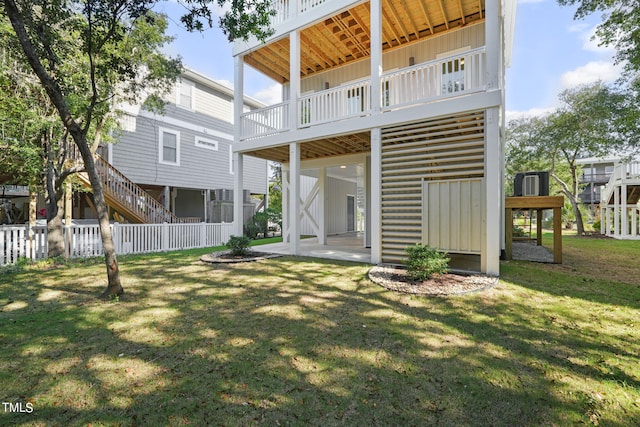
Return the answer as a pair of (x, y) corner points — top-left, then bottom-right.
(225, 235), (252, 256)
(405, 244), (450, 281)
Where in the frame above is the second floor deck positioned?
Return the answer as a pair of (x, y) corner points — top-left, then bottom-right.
(241, 47), (486, 140)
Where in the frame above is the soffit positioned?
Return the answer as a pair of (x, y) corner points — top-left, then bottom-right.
(244, 132), (371, 163)
(244, 0), (485, 83)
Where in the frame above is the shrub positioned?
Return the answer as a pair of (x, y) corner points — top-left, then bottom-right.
(405, 244), (450, 281)
(592, 220), (601, 233)
(225, 235), (252, 256)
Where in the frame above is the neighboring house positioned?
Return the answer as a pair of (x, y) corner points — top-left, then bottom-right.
(104, 68), (269, 222)
(230, 0), (516, 274)
(576, 156), (618, 215)
(597, 157), (640, 239)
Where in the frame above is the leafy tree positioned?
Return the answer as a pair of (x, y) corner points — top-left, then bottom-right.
(506, 82), (630, 235)
(558, 0), (640, 78)
(1, 0), (273, 298)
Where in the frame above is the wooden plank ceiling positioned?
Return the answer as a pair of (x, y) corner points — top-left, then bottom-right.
(244, 0), (485, 83)
(245, 132), (371, 163)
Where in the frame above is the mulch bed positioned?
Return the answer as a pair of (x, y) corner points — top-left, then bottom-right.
(368, 265), (498, 296)
(200, 251), (282, 264)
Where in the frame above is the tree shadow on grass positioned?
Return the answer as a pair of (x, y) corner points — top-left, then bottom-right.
(0, 254), (638, 426)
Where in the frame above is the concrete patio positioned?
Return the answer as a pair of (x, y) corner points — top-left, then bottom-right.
(257, 232), (371, 264)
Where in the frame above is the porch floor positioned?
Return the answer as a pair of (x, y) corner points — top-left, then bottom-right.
(258, 233), (371, 264)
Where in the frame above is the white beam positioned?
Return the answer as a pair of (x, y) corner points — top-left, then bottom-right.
(621, 184), (628, 236)
(289, 143), (301, 254)
(371, 128), (382, 264)
(364, 155), (371, 248)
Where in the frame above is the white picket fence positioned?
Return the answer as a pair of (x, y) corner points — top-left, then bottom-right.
(0, 222), (234, 266)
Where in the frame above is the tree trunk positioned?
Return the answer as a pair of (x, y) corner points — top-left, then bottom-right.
(4, 0), (123, 298)
(45, 137), (66, 258)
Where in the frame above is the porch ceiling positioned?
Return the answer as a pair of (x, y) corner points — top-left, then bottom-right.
(244, 0), (485, 83)
(244, 132), (371, 163)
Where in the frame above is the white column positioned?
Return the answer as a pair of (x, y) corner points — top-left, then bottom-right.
(234, 55), (244, 135)
(233, 152), (244, 236)
(163, 186), (170, 211)
(289, 31), (300, 131)
(614, 187), (620, 236)
(621, 184), (628, 236)
(370, 0), (382, 114)
(282, 166), (290, 242)
(289, 143), (301, 254)
(483, 107), (500, 275)
(364, 155), (371, 248)
(484, 0), (500, 91)
(203, 189), (210, 222)
(318, 167), (327, 245)
(371, 128), (382, 264)
(632, 207), (637, 237)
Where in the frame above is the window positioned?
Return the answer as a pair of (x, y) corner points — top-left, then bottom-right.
(177, 79), (195, 110)
(195, 137), (218, 151)
(159, 128), (180, 165)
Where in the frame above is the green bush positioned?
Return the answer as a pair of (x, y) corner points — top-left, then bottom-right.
(405, 244), (450, 281)
(592, 220), (601, 233)
(225, 235), (252, 256)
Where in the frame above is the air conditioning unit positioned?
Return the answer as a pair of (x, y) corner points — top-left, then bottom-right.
(514, 171), (549, 196)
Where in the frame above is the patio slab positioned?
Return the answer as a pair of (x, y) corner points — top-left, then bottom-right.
(257, 233), (371, 264)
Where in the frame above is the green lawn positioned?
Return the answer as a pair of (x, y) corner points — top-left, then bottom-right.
(0, 236), (639, 426)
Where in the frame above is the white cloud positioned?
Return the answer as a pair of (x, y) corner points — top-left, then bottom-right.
(506, 107), (554, 124)
(579, 26), (614, 54)
(560, 61), (622, 88)
(251, 84), (283, 105)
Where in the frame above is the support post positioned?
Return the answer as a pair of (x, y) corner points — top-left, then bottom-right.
(371, 128), (382, 264)
(483, 107), (500, 275)
(370, 0), (382, 113)
(536, 208), (543, 246)
(318, 167), (327, 245)
(504, 207), (513, 260)
(233, 152), (244, 236)
(282, 166), (290, 242)
(553, 206), (562, 263)
(364, 155), (371, 248)
(621, 184), (628, 236)
(289, 31), (300, 130)
(289, 143), (300, 255)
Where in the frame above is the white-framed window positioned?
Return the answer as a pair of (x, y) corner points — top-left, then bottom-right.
(159, 127), (180, 166)
(195, 137), (218, 151)
(177, 79), (195, 110)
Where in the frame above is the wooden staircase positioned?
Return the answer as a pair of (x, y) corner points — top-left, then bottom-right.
(76, 154), (200, 224)
(600, 160), (640, 239)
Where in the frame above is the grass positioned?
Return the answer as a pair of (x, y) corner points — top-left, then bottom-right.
(0, 236), (639, 426)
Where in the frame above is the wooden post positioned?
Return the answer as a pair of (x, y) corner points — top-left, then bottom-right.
(536, 208), (543, 246)
(553, 206), (562, 264)
(504, 207), (513, 260)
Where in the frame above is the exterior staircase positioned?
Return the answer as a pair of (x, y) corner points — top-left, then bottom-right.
(76, 153), (200, 224)
(600, 160), (640, 238)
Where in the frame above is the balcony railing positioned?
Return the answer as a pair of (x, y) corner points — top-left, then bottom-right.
(239, 49), (486, 140)
(299, 77), (371, 127)
(241, 101), (290, 140)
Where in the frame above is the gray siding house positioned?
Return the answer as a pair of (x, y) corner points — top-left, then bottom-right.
(110, 68), (269, 222)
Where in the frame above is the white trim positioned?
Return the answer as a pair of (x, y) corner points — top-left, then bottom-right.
(158, 127), (180, 166)
(195, 137), (219, 151)
(177, 78), (195, 111)
(229, 149), (234, 174)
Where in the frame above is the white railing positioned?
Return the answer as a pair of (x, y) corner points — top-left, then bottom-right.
(299, 78), (371, 127)
(270, 0), (289, 26)
(381, 47), (486, 110)
(239, 49), (486, 139)
(241, 101), (290, 140)
(299, 0), (327, 13)
(0, 222), (234, 266)
(600, 161), (640, 206)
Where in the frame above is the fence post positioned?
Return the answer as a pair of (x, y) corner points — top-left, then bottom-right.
(162, 222), (169, 252)
(200, 222), (207, 248)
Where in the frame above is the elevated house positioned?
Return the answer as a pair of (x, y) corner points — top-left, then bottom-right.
(95, 68), (270, 223)
(231, 0), (516, 274)
(576, 156), (617, 216)
(599, 158), (640, 239)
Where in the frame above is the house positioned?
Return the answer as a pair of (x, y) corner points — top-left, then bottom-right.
(98, 68), (270, 223)
(576, 156), (618, 216)
(230, 0), (516, 274)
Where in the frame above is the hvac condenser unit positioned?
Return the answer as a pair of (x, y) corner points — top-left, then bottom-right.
(514, 171), (549, 197)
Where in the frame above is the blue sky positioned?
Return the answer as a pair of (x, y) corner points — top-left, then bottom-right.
(156, 0), (622, 121)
